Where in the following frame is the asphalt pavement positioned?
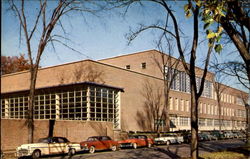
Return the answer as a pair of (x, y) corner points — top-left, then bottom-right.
(39, 139), (246, 159)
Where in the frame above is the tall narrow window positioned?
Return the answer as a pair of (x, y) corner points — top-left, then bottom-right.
(169, 97), (173, 110)
(175, 98), (179, 111)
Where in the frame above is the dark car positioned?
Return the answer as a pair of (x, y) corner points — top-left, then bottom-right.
(210, 131), (225, 140)
(80, 136), (118, 154)
(184, 134), (203, 143)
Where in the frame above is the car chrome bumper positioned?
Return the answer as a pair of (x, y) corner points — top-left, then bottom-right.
(119, 143), (133, 148)
(16, 149), (31, 157)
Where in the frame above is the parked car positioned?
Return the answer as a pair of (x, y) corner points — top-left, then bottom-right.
(16, 137), (81, 159)
(80, 136), (118, 153)
(154, 134), (184, 145)
(223, 131), (234, 139)
(118, 135), (154, 149)
(210, 131), (225, 140)
(201, 132), (217, 141)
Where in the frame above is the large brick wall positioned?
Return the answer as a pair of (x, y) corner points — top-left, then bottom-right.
(1, 119), (114, 151)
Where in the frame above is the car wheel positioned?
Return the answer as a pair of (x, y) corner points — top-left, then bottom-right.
(32, 150), (41, 159)
(89, 146), (95, 154)
(111, 145), (117, 151)
(133, 143), (137, 149)
(68, 148), (76, 156)
(148, 143), (152, 148)
(166, 141), (170, 145)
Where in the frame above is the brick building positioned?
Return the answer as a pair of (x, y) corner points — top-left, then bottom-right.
(1, 50), (247, 150)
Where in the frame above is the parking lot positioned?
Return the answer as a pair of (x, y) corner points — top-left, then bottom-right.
(38, 139), (245, 159)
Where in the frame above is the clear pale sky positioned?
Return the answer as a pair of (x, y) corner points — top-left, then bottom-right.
(1, 1), (246, 91)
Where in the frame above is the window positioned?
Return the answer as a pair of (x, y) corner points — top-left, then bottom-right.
(207, 104), (210, 114)
(186, 100), (189, 112)
(179, 117), (189, 126)
(170, 116), (178, 126)
(141, 62), (146, 69)
(1, 85), (120, 128)
(199, 119), (206, 126)
(203, 103), (206, 114)
(175, 98), (179, 111)
(207, 119), (213, 126)
(169, 97), (173, 110)
(181, 99), (184, 111)
(211, 105), (214, 115)
(199, 103), (203, 114)
(125, 65), (130, 69)
(214, 119), (220, 126)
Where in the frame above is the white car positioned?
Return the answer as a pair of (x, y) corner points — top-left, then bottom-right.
(16, 137), (81, 158)
(154, 134), (184, 145)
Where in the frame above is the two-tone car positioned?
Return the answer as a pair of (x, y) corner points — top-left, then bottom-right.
(118, 135), (154, 149)
(80, 136), (118, 154)
(16, 137), (81, 158)
(154, 134), (184, 145)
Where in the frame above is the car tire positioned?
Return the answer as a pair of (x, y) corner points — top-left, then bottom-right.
(68, 148), (76, 156)
(148, 143), (152, 148)
(133, 143), (137, 149)
(166, 141), (170, 146)
(89, 146), (95, 154)
(32, 150), (41, 159)
(111, 145), (117, 151)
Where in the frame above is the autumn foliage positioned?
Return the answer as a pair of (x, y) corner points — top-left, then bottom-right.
(1, 54), (32, 75)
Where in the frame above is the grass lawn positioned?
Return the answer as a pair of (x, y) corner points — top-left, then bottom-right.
(200, 151), (247, 159)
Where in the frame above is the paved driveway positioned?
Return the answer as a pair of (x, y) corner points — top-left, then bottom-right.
(40, 139), (245, 159)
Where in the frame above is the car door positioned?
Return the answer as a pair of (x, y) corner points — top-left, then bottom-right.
(138, 135), (147, 146)
(49, 137), (66, 154)
(101, 136), (112, 149)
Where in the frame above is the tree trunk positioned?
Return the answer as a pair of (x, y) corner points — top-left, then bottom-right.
(190, 86), (199, 159)
(28, 66), (38, 143)
(246, 105), (250, 145)
(218, 98), (222, 133)
(48, 120), (55, 137)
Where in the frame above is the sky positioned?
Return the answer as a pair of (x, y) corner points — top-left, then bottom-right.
(1, 0), (247, 92)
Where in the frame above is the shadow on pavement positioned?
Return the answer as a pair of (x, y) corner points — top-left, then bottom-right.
(154, 146), (181, 159)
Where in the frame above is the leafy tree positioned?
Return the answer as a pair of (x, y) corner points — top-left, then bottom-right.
(194, 0), (250, 86)
(1, 54), (31, 75)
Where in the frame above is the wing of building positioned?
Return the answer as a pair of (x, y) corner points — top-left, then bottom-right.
(1, 50), (247, 150)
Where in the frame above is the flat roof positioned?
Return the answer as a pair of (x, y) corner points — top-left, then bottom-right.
(2, 81), (124, 95)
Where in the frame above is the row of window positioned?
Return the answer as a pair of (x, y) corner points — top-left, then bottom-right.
(1, 86), (120, 128)
(170, 116), (246, 128)
(165, 67), (212, 98)
(168, 97), (246, 117)
(125, 62), (146, 70)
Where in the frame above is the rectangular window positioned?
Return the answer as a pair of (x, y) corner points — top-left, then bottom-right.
(141, 62), (146, 69)
(204, 103), (206, 114)
(207, 104), (210, 114)
(179, 117), (189, 126)
(181, 99), (184, 111)
(169, 97), (173, 110)
(186, 100), (189, 112)
(170, 116), (178, 126)
(211, 105), (213, 115)
(175, 98), (179, 111)
(199, 103), (202, 114)
(207, 119), (213, 126)
(199, 119), (206, 127)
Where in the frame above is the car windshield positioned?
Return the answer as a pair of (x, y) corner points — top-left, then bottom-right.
(38, 138), (50, 143)
(128, 136), (137, 139)
(87, 137), (97, 141)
